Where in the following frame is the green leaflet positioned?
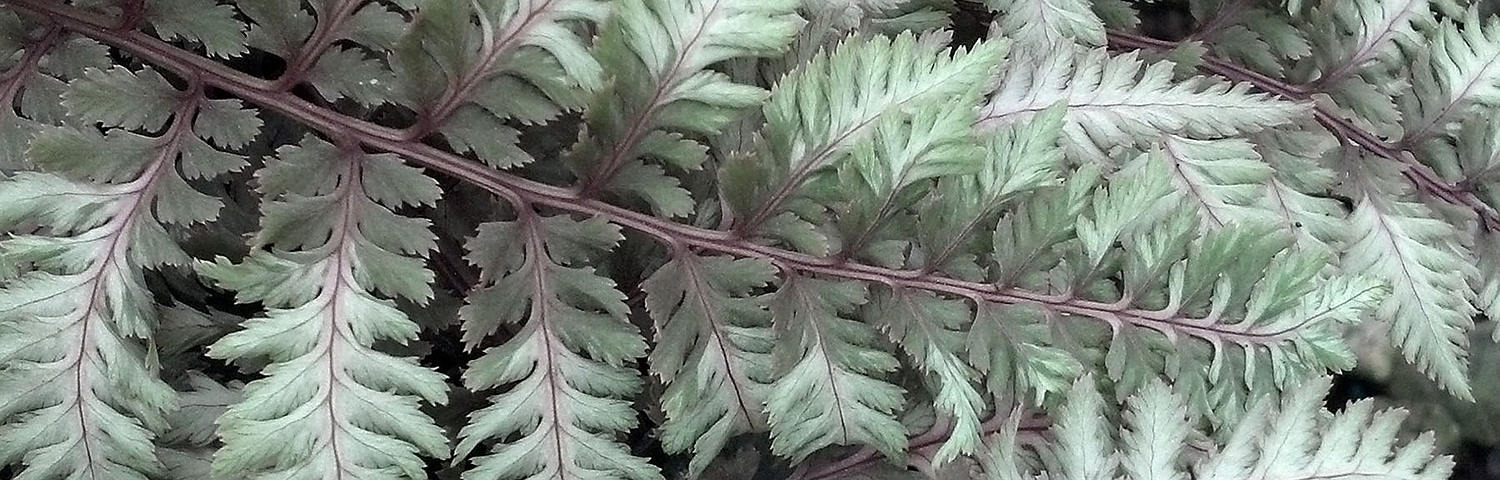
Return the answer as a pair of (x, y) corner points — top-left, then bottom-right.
(869, 287), (987, 465)
(766, 275), (906, 462)
(1156, 135), (1275, 229)
(144, 0), (249, 58)
(1403, 8), (1500, 144)
(721, 31), (1007, 251)
(982, 375), (1453, 480)
(0, 20), (108, 169)
(198, 136), (449, 479)
(1301, 0), (1436, 135)
(967, 303), (1081, 407)
(570, 0), (802, 217)
(1188, 0), (1310, 76)
(456, 213), (660, 480)
(237, 0), (407, 104)
(986, 0), (1105, 51)
(981, 48), (1306, 166)
(644, 254), (776, 476)
(1342, 154), (1478, 399)
(394, 0), (609, 169)
(0, 65), (253, 479)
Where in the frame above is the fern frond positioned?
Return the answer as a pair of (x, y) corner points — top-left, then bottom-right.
(1251, 128), (1346, 257)
(721, 31), (1005, 249)
(570, 0), (802, 217)
(914, 103), (1068, 276)
(0, 65), (254, 479)
(0, 17), (107, 169)
(1156, 135), (1275, 230)
(839, 95), (987, 265)
(1188, 0), (1310, 76)
(1302, 0), (1436, 134)
(198, 136), (450, 479)
(644, 253), (776, 476)
(240, 0), (408, 104)
(1001, 375), (1453, 480)
(455, 213), (661, 480)
(766, 275), (906, 463)
(1305, 0), (1434, 89)
(966, 302), (1082, 407)
(868, 286), (985, 465)
(395, 0), (610, 168)
(143, 0), (248, 58)
(980, 48), (1306, 165)
(983, 0), (1105, 51)
(1402, 8), (1500, 145)
(1195, 376), (1451, 480)
(1341, 153), (1478, 399)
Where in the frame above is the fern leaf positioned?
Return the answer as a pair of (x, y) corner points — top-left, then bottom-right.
(1012, 376), (1453, 480)
(721, 31), (1006, 246)
(839, 95), (988, 264)
(240, 0), (406, 104)
(0, 18), (108, 169)
(915, 103), (1068, 275)
(144, 0), (249, 58)
(456, 213), (661, 480)
(1195, 377), (1452, 480)
(1305, 0), (1434, 89)
(1156, 135), (1276, 229)
(985, 0), (1105, 51)
(1342, 154), (1477, 399)
(991, 164), (1100, 289)
(571, 0), (802, 217)
(980, 48), (1306, 165)
(161, 372), (241, 448)
(1303, 0), (1436, 133)
(1403, 8), (1500, 144)
(0, 65), (253, 479)
(199, 136), (450, 479)
(966, 302), (1082, 407)
(1120, 381), (1192, 480)
(1252, 129), (1346, 256)
(1189, 0), (1310, 76)
(1052, 375), (1117, 480)
(766, 275), (906, 462)
(643, 253), (776, 476)
(1038, 155), (1384, 400)
(395, 0), (610, 168)
(868, 286), (985, 465)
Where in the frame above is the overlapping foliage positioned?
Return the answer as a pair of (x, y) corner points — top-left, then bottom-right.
(0, 0), (1493, 477)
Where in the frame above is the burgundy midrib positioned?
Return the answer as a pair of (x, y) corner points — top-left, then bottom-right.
(523, 215), (571, 478)
(318, 149), (367, 480)
(679, 255), (760, 426)
(65, 83), (200, 479)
